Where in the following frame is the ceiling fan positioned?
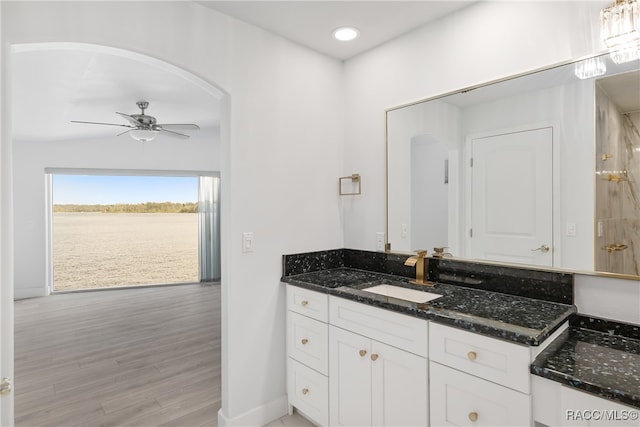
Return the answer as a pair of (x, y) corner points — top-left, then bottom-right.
(71, 101), (200, 142)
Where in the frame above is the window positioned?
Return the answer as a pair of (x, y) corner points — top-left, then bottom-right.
(47, 171), (220, 291)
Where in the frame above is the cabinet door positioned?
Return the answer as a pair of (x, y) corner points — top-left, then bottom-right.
(330, 326), (372, 427)
(561, 386), (639, 427)
(430, 362), (531, 427)
(371, 340), (428, 427)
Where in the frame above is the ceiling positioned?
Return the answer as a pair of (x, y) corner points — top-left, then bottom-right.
(198, 1), (475, 60)
(13, 48), (221, 143)
(12, 1), (475, 142)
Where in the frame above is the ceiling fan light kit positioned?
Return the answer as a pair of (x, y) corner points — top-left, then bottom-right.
(71, 101), (200, 141)
(129, 129), (158, 142)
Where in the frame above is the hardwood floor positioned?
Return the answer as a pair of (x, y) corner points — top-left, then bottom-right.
(14, 284), (221, 427)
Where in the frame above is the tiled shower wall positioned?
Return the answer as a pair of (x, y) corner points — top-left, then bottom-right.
(595, 84), (640, 275)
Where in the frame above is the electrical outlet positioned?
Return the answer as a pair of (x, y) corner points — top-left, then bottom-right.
(566, 222), (577, 237)
(598, 221), (604, 237)
(375, 232), (385, 251)
(401, 223), (408, 238)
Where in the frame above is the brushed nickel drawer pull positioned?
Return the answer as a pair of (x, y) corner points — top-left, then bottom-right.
(359, 349), (367, 357)
(467, 351), (477, 361)
(371, 354), (379, 361)
(301, 338), (308, 345)
(301, 300), (309, 306)
(302, 388), (309, 395)
(468, 412), (478, 422)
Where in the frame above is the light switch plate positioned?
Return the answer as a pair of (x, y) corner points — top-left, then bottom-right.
(242, 232), (254, 253)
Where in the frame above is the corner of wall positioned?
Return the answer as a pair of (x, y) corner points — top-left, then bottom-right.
(217, 395), (288, 427)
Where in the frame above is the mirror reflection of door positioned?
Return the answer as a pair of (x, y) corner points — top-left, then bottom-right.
(469, 127), (553, 266)
(411, 135), (449, 250)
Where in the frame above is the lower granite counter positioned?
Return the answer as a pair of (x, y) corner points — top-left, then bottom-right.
(531, 315), (640, 409)
(282, 267), (575, 347)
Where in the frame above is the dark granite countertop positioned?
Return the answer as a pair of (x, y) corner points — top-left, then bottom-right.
(531, 316), (640, 409)
(282, 267), (576, 346)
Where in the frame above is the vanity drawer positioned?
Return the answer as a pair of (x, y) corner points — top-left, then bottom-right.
(430, 361), (531, 427)
(287, 311), (329, 375)
(288, 358), (328, 427)
(287, 285), (328, 322)
(429, 322), (531, 393)
(329, 295), (428, 357)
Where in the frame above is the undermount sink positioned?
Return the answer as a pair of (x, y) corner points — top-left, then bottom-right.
(362, 284), (442, 303)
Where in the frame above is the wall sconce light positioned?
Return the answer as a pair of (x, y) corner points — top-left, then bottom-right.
(600, 0), (640, 63)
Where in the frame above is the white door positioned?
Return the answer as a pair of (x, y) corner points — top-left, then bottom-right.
(469, 127), (553, 266)
(371, 340), (428, 427)
(329, 326), (372, 427)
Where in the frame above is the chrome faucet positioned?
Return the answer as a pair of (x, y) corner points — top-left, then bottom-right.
(404, 250), (433, 286)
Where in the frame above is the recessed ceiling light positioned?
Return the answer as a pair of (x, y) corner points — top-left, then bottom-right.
(332, 26), (360, 42)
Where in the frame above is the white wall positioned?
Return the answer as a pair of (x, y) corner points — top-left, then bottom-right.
(2, 2), (344, 425)
(343, 1), (607, 252)
(575, 273), (640, 325)
(343, 0), (640, 328)
(12, 128), (220, 299)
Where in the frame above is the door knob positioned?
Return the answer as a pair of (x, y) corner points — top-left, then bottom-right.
(531, 244), (550, 253)
(0, 377), (11, 394)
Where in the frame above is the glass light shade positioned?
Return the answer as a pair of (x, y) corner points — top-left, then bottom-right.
(574, 57), (607, 79)
(600, 0), (640, 48)
(332, 27), (359, 41)
(129, 129), (157, 142)
(610, 42), (640, 63)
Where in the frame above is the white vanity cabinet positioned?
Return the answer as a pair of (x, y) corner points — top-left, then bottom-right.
(532, 376), (640, 427)
(285, 283), (570, 427)
(286, 286), (329, 426)
(428, 322), (535, 427)
(329, 296), (429, 427)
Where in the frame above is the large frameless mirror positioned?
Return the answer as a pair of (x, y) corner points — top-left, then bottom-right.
(386, 52), (640, 278)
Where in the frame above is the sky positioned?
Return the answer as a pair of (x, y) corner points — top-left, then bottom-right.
(52, 175), (199, 205)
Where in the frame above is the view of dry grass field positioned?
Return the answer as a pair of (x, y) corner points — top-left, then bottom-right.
(53, 213), (199, 290)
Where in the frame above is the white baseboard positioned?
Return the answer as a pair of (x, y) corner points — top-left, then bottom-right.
(14, 287), (47, 300)
(217, 395), (288, 427)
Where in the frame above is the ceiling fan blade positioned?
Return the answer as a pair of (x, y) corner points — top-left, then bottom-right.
(116, 112), (143, 127)
(159, 128), (190, 139)
(156, 123), (200, 131)
(71, 120), (134, 128)
(117, 129), (133, 137)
